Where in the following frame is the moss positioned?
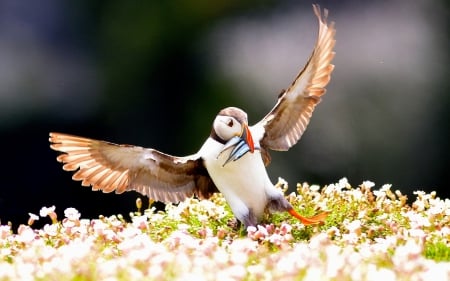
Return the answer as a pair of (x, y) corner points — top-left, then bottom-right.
(425, 241), (450, 262)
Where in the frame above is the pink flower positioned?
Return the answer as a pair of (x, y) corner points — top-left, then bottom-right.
(131, 215), (148, 230)
(27, 213), (39, 226)
(0, 225), (11, 239)
(247, 225), (269, 240)
(279, 223), (292, 235)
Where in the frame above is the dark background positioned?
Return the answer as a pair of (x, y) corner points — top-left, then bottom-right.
(0, 0), (448, 228)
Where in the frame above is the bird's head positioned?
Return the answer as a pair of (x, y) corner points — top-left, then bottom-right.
(212, 107), (255, 166)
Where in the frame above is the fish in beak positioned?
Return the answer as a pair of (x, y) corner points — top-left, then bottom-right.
(219, 123), (255, 167)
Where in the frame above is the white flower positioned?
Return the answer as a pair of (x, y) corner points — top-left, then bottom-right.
(39, 206), (56, 217)
(327, 226), (341, 238)
(373, 184), (392, 199)
(392, 240), (422, 272)
(439, 226), (450, 237)
(325, 245), (344, 278)
(361, 181), (375, 189)
(366, 265), (396, 281)
(342, 233), (359, 244)
(338, 177), (349, 188)
(324, 178), (350, 195)
(345, 220), (362, 234)
(405, 211), (431, 228)
(42, 223), (59, 236)
(408, 228), (426, 240)
(64, 208), (80, 220)
(28, 213), (39, 221)
(413, 200), (425, 211)
(221, 264), (247, 279)
(420, 262), (450, 281)
(373, 236), (398, 252)
(380, 184), (392, 192)
(351, 189), (364, 201)
(16, 226), (36, 243)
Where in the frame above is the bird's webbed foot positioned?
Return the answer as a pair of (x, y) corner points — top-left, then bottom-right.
(241, 210), (258, 229)
(228, 209), (257, 231)
(267, 194), (329, 225)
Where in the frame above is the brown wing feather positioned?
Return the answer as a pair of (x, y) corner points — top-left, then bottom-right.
(253, 4), (336, 155)
(49, 132), (218, 203)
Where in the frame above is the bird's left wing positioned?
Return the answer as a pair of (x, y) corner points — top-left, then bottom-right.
(251, 4), (336, 164)
(49, 132), (218, 203)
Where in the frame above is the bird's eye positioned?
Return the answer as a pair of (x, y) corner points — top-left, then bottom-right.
(227, 119), (234, 127)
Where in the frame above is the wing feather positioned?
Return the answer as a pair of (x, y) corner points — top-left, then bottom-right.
(49, 132), (218, 203)
(252, 4), (336, 159)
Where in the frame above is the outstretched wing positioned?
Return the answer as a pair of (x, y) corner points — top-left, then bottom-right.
(49, 132), (218, 203)
(252, 4), (336, 164)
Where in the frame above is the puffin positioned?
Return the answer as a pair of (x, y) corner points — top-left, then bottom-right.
(49, 4), (335, 228)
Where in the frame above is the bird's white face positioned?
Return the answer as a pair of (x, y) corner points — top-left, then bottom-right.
(211, 108), (256, 166)
(213, 115), (243, 141)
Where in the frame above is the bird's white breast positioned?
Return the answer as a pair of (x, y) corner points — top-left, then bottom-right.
(199, 138), (278, 220)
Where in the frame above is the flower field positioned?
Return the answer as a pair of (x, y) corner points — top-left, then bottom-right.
(1, 178), (449, 280)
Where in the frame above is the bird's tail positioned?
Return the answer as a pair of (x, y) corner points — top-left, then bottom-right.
(288, 208), (329, 225)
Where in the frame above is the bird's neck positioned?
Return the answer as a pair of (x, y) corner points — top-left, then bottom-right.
(209, 128), (227, 145)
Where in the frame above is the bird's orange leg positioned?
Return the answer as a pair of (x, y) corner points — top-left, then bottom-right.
(287, 208), (329, 225)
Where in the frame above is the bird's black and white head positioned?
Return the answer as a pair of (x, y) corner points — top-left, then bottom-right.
(212, 107), (248, 142)
(211, 107), (255, 166)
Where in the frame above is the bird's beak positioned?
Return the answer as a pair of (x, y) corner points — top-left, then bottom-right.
(219, 123), (255, 166)
(241, 123), (255, 153)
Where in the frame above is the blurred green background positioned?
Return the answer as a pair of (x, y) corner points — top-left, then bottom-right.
(0, 0), (448, 226)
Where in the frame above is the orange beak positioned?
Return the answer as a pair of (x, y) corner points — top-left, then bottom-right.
(242, 123), (255, 153)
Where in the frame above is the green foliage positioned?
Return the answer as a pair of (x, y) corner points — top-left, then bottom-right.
(425, 241), (450, 262)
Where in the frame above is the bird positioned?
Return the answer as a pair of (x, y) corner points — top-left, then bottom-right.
(49, 4), (335, 229)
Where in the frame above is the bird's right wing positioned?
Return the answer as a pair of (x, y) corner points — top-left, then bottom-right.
(251, 4), (336, 165)
(49, 132), (218, 203)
